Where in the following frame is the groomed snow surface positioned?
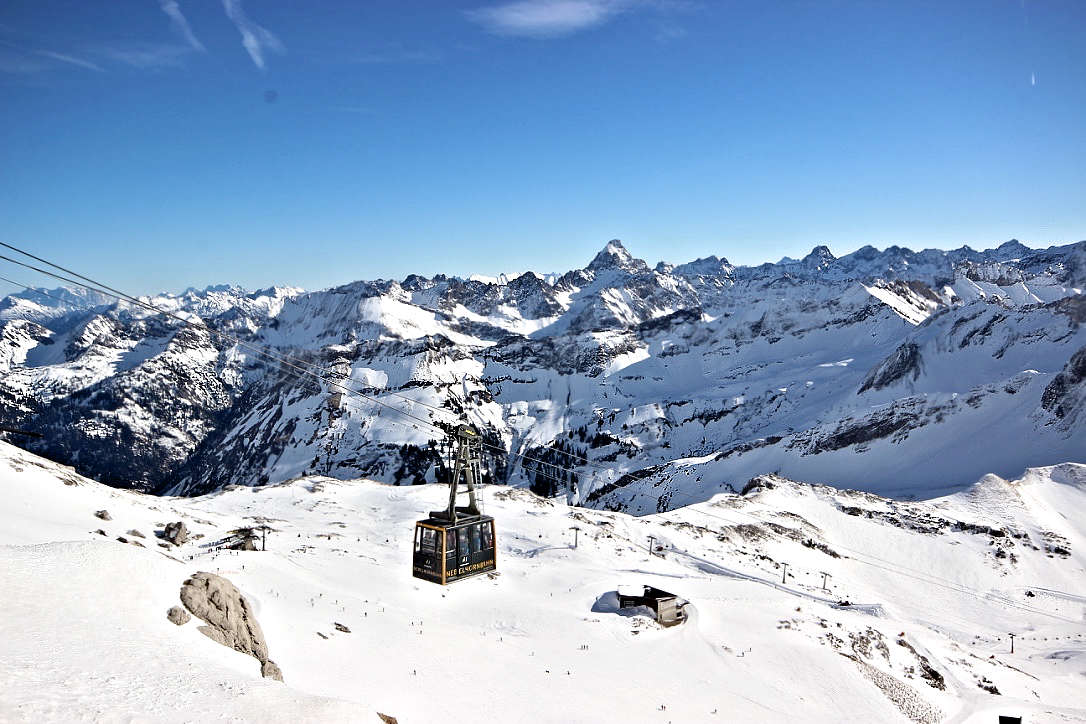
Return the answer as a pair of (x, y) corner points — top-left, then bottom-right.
(1, 441), (1083, 723)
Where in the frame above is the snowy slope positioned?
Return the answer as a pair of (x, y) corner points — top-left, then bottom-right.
(2, 441), (1084, 723)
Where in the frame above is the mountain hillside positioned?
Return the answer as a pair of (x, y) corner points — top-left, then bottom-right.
(2, 441), (1083, 723)
(1, 240), (1083, 512)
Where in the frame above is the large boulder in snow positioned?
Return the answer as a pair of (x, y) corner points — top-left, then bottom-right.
(162, 521), (189, 545)
(179, 571), (282, 682)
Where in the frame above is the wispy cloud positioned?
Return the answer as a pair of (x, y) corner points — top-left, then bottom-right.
(0, 44), (104, 74)
(99, 43), (191, 69)
(465, 0), (632, 38)
(159, 0), (205, 52)
(35, 50), (104, 72)
(222, 0), (284, 70)
(353, 46), (440, 65)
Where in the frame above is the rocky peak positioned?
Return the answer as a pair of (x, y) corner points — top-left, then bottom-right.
(670, 255), (734, 278)
(802, 245), (836, 269)
(586, 240), (648, 274)
(993, 239), (1031, 259)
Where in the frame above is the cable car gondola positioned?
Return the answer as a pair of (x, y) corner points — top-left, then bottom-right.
(412, 425), (497, 585)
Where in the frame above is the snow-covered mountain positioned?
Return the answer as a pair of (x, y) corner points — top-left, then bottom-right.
(1, 239), (1084, 511)
(2, 440), (1084, 723)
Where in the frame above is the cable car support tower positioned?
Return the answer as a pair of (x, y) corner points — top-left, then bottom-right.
(433, 425), (484, 523)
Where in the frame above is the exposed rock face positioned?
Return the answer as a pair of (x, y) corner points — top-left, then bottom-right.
(162, 521), (189, 545)
(94, 510), (111, 521)
(179, 571), (283, 682)
(166, 605), (191, 626)
(1041, 345), (1086, 428)
(859, 343), (921, 393)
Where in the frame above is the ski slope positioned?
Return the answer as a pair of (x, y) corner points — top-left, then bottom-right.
(1, 440), (1084, 723)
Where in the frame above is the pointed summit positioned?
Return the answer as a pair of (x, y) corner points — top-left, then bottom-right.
(803, 245), (835, 261)
(586, 240), (647, 273)
(994, 239), (1031, 259)
(802, 245), (836, 271)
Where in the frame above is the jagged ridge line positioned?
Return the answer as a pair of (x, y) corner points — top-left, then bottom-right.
(0, 248), (596, 490)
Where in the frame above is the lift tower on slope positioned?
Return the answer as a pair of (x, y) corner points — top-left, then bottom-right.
(436, 424), (484, 523)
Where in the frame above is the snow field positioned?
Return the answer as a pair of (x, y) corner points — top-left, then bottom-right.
(2, 442), (1084, 722)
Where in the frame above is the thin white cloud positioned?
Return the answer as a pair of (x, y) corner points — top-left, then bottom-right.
(222, 0), (284, 70)
(465, 0), (631, 38)
(158, 0), (205, 52)
(35, 50), (105, 72)
(100, 43), (190, 69)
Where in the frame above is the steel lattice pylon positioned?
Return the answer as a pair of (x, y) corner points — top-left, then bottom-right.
(435, 425), (483, 523)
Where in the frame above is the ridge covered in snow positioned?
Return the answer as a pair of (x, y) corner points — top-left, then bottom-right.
(0, 239), (1084, 513)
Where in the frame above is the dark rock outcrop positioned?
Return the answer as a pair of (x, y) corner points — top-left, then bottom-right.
(859, 343), (921, 393)
(1041, 345), (1086, 426)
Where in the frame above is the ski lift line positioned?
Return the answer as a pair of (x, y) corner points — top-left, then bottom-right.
(688, 504), (1006, 600)
(663, 481), (1073, 626)
(682, 505), (1078, 624)
(655, 499), (1058, 623)
(0, 253), (447, 438)
(661, 484), (1035, 603)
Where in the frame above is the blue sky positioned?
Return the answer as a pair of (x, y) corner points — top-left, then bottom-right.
(1, 0), (1084, 295)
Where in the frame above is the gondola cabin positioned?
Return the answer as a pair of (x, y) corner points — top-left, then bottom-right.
(412, 424), (497, 585)
(412, 513), (496, 584)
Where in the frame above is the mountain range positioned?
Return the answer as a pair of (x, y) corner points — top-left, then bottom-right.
(1, 238), (1083, 512)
